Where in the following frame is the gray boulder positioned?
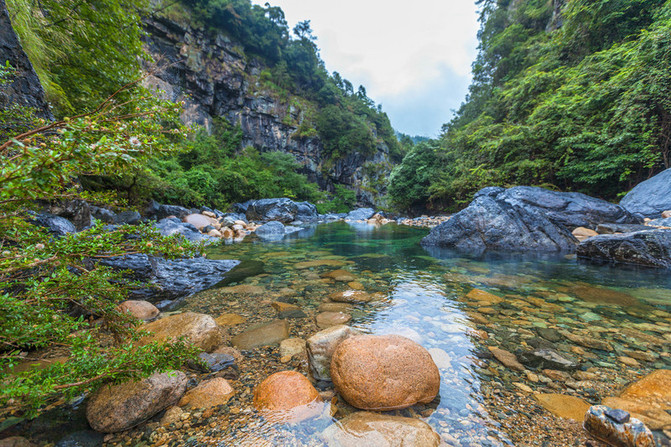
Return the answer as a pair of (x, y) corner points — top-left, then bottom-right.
(146, 201), (191, 220)
(154, 218), (216, 244)
(422, 186), (638, 252)
(245, 198), (298, 223)
(31, 213), (76, 236)
(114, 210), (141, 225)
(91, 206), (117, 224)
(46, 200), (91, 231)
(648, 217), (671, 227)
(99, 254), (240, 300)
(620, 168), (671, 218)
(577, 229), (671, 269)
(295, 201), (319, 221)
(345, 208), (375, 221)
(255, 221), (286, 238)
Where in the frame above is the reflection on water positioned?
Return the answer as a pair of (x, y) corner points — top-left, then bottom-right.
(179, 221), (671, 446)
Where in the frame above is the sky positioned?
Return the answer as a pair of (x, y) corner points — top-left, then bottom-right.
(252, 0), (481, 137)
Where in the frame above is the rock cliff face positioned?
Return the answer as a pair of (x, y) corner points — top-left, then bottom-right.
(0, 0), (52, 119)
(141, 15), (391, 207)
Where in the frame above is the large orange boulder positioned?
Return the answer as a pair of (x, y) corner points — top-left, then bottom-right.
(253, 371), (323, 423)
(330, 335), (440, 411)
(140, 312), (222, 352)
(602, 369), (671, 430)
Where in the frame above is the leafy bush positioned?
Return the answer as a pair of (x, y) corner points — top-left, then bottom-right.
(316, 184), (357, 214)
(0, 83), (201, 416)
(390, 0), (671, 211)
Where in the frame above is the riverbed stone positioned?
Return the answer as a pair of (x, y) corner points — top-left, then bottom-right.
(572, 227), (598, 241)
(280, 338), (307, 360)
(321, 269), (357, 282)
(0, 437), (35, 447)
(140, 312), (222, 352)
(488, 346), (525, 371)
(519, 349), (579, 371)
(318, 302), (353, 313)
(316, 311), (351, 329)
(322, 412), (441, 447)
(466, 289), (503, 305)
(117, 300), (159, 321)
(307, 325), (362, 381)
(330, 334), (440, 410)
(215, 313), (246, 326)
(271, 302), (306, 319)
(231, 320), (289, 350)
(559, 329), (613, 351)
(328, 290), (374, 303)
(178, 378), (235, 409)
(253, 371), (322, 423)
(584, 405), (655, 447)
(534, 394), (591, 421)
(86, 371), (187, 433)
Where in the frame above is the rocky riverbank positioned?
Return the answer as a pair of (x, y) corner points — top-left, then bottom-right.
(4, 219), (671, 447)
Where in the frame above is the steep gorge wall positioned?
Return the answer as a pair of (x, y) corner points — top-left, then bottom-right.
(0, 0), (52, 120)
(142, 15), (392, 207)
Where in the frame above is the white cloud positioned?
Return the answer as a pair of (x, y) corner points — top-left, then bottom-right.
(252, 0), (480, 136)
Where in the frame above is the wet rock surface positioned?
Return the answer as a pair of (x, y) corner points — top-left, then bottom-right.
(98, 254), (239, 301)
(620, 168), (671, 218)
(577, 229), (671, 269)
(86, 371), (187, 433)
(307, 325), (361, 381)
(140, 312), (222, 352)
(252, 371), (322, 423)
(322, 412), (441, 447)
(422, 186), (638, 252)
(331, 334), (440, 411)
(584, 405), (655, 447)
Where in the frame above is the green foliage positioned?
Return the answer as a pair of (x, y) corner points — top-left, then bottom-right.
(0, 86), (201, 416)
(391, 0), (671, 211)
(6, 0), (151, 115)
(315, 184), (357, 214)
(117, 118), (326, 209)
(0, 63), (41, 141)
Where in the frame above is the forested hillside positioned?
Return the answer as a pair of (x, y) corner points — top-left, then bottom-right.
(4, 0), (400, 210)
(390, 0), (671, 212)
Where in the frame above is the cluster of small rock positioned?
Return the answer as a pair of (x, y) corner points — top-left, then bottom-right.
(397, 215), (451, 228)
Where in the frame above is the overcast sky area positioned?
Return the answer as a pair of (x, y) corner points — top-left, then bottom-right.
(252, 0), (481, 137)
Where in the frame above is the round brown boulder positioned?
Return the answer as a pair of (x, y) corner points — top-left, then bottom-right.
(117, 300), (159, 321)
(330, 335), (440, 411)
(253, 371), (322, 423)
(86, 371), (187, 433)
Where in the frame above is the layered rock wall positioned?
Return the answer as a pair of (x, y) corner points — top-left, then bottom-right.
(0, 0), (52, 119)
(142, 14), (391, 206)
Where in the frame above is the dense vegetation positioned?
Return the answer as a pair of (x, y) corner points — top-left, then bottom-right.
(6, 0), (403, 212)
(0, 73), (200, 415)
(390, 0), (671, 211)
(179, 0), (402, 162)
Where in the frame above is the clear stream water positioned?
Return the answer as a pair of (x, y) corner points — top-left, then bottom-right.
(14, 222), (671, 446)
(179, 221), (671, 446)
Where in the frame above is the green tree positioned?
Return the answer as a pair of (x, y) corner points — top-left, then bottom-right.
(0, 81), (201, 416)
